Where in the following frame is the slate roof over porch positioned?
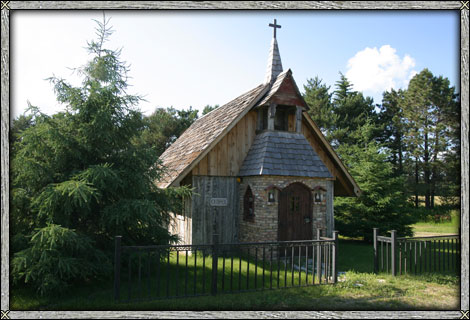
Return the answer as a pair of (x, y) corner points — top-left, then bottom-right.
(238, 131), (333, 178)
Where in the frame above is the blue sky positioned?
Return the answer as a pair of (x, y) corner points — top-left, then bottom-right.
(11, 10), (459, 120)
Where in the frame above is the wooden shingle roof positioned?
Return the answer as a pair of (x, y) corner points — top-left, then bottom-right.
(265, 37), (283, 85)
(256, 69), (309, 110)
(157, 83), (269, 188)
(257, 69), (289, 106)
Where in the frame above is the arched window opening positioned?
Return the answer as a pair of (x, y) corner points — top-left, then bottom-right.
(243, 186), (255, 222)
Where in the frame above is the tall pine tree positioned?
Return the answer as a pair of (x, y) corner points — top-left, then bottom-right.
(377, 89), (406, 175)
(402, 69), (459, 208)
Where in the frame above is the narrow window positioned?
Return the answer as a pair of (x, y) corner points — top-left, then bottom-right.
(274, 109), (287, 131)
(257, 107), (269, 131)
(243, 186), (255, 222)
(261, 107), (268, 130)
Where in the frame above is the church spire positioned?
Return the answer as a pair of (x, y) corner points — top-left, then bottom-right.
(265, 19), (283, 86)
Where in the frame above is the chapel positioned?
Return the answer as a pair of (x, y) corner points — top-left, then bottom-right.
(158, 20), (360, 245)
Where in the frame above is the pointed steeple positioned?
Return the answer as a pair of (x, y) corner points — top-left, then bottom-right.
(265, 19), (283, 86)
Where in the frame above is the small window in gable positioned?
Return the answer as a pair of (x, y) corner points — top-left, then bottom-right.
(274, 105), (296, 132)
(243, 186), (255, 222)
(274, 109), (288, 131)
(257, 107), (268, 131)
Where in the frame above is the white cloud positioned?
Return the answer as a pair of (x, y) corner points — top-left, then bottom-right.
(345, 45), (417, 95)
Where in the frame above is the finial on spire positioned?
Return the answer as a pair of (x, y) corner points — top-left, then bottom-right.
(265, 19), (283, 85)
(269, 19), (281, 39)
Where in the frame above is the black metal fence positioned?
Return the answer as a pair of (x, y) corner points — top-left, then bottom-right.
(114, 229), (339, 302)
(373, 228), (460, 276)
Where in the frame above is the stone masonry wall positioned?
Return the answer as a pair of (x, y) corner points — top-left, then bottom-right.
(238, 175), (331, 244)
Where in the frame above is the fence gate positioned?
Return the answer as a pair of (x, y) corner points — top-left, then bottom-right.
(373, 228), (460, 276)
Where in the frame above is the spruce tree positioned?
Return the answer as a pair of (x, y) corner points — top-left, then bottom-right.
(11, 15), (190, 295)
(302, 76), (337, 140)
(330, 73), (377, 148)
(334, 122), (415, 241)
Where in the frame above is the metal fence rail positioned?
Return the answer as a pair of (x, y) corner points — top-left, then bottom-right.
(373, 228), (460, 276)
(114, 229), (339, 302)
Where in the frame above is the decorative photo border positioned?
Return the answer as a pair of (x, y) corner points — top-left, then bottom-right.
(1, 1), (468, 319)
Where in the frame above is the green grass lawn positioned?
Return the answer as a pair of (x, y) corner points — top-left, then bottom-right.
(111, 246), (339, 303)
(10, 268), (459, 311)
(10, 237), (460, 311)
(411, 209), (460, 236)
(412, 222), (458, 235)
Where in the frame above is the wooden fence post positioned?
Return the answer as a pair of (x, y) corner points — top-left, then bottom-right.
(211, 233), (219, 296)
(391, 230), (397, 276)
(332, 231), (339, 284)
(114, 236), (122, 302)
(373, 228), (378, 274)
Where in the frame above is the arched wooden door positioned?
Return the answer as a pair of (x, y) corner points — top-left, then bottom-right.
(279, 182), (312, 241)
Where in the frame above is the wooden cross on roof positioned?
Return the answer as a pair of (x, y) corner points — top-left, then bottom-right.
(269, 19), (281, 39)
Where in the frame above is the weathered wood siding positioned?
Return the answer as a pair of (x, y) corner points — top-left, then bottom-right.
(168, 197), (192, 244)
(301, 118), (337, 177)
(192, 111), (257, 177)
(192, 176), (239, 245)
(326, 180), (334, 237)
(183, 196), (192, 244)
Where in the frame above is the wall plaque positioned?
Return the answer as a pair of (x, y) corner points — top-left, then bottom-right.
(210, 198), (228, 206)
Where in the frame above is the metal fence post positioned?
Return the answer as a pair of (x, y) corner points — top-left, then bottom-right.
(458, 227), (461, 275)
(211, 233), (219, 296)
(114, 236), (122, 302)
(316, 228), (322, 283)
(373, 228), (378, 274)
(332, 231), (339, 284)
(391, 230), (397, 276)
